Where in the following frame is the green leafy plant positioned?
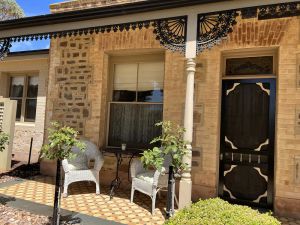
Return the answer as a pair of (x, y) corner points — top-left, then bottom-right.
(41, 121), (85, 225)
(41, 121), (85, 160)
(164, 198), (280, 225)
(141, 121), (189, 217)
(141, 121), (188, 173)
(0, 131), (9, 152)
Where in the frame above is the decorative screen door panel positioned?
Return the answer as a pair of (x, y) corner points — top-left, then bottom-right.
(219, 79), (275, 208)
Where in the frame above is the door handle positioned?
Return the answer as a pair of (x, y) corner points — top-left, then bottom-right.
(220, 153), (223, 161)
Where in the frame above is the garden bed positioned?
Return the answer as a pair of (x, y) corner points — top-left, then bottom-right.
(0, 162), (40, 184)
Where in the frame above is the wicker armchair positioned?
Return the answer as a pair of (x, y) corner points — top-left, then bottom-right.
(62, 140), (104, 197)
(130, 156), (171, 214)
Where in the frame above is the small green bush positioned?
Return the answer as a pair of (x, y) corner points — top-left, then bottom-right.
(0, 131), (9, 152)
(164, 198), (280, 225)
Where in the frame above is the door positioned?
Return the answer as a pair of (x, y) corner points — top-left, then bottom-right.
(219, 78), (276, 208)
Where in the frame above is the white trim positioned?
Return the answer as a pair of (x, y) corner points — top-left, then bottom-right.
(225, 136), (238, 150)
(256, 83), (270, 95)
(223, 185), (237, 200)
(226, 83), (240, 96)
(254, 138), (269, 152)
(253, 191), (268, 203)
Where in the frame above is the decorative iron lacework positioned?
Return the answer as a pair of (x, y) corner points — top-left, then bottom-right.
(197, 10), (238, 53)
(258, 2), (300, 20)
(0, 39), (11, 60)
(0, 16), (187, 60)
(153, 17), (186, 53)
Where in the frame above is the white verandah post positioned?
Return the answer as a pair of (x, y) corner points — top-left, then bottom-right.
(179, 13), (197, 209)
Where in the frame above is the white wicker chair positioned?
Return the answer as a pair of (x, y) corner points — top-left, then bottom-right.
(62, 140), (104, 197)
(130, 156), (171, 214)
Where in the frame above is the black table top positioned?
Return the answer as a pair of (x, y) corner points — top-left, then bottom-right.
(101, 146), (144, 156)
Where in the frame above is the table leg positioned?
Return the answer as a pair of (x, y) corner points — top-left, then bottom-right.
(127, 154), (135, 182)
(109, 153), (122, 200)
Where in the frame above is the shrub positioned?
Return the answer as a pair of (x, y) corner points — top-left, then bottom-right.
(141, 121), (188, 173)
(0, 131), (9, 152)
(164, 198), (280, 225)
(41, 121), (85, 160)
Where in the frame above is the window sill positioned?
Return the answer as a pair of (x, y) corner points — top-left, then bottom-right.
(15, 122), (35, 127)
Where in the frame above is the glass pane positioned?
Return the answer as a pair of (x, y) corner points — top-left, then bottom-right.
(225, 56), (273, 76)
(137, 62), (164, 102)
(108, 103), (162, 148)
(113, 64), (137, 102)
(135, 104), (163, 147)
(25, 99), (37, 121)
(10, 76), (24, 98)
(27, 76), (38, 98)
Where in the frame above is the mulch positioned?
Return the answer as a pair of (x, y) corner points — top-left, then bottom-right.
(0, 163), (40, 184)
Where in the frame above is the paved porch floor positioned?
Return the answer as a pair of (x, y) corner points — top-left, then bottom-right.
(0, 175), (299, 225)
(0, 176), (166, 225)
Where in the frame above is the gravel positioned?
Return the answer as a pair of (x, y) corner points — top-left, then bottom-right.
(0, 162), (82, 225)
(0, 204), (51, 225)
(0, 162), (51, 225)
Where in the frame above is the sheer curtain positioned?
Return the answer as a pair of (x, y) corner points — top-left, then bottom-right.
(108, 104), (162, 148)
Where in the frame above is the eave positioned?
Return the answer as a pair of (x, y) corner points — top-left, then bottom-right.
(0, 0), (223, 31)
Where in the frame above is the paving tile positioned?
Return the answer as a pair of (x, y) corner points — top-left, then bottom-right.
(2, 176), (299, 225)
(0, 175), (166, 225)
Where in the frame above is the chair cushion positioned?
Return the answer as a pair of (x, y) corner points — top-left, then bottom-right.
(68, 153), (89, 171)
(136, 171), (155, 184)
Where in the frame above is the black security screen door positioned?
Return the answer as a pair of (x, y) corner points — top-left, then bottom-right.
(219, 79), (276, 208)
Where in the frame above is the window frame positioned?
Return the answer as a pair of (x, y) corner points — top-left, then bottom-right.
(8, 73), (39, 123)
(106, 54), (165, 148)
(221, 48), (278, 79)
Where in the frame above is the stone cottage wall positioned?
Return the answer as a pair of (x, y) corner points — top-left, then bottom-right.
(42, 28), (187, 186)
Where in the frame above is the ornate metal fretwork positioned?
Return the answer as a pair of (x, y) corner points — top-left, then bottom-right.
(153, 17), (187, 53)
(0, 16), (187, 60)
(0, 38), (11, 60)
(258, 2), (300, 20)
(196, 11), (238, 53)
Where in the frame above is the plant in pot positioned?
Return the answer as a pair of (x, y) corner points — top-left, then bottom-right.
(41, 122), (85, 225)
(0, 131), (9, 152)
(141, 121), (188, 218)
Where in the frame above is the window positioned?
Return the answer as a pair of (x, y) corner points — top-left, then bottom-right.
(222, 49), (277, 77)
(225, 56), (274, 76)
(9, 75), (38, 122)
(108, 61), (164, 149)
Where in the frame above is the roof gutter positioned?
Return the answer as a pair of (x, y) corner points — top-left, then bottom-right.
(0, 0), (224, 31)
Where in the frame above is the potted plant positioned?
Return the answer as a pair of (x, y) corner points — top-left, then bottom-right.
(0, 131), (9, 152)
(41, 122), (85, 225)
(141, 121), (188, 218)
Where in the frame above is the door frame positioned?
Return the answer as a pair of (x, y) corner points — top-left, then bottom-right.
(218, 78), (276, 209)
